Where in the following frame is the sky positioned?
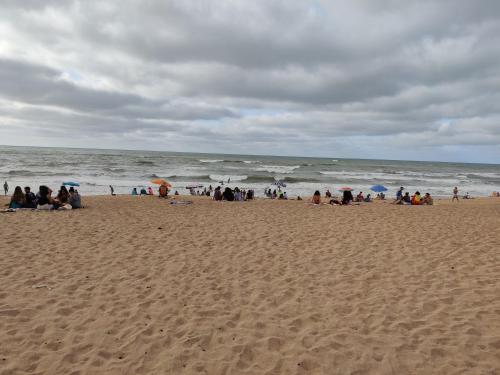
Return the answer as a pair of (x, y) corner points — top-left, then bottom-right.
(0, 0), (500, 163)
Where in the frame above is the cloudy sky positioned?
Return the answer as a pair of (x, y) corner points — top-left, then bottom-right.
(1, 1), (500, 162)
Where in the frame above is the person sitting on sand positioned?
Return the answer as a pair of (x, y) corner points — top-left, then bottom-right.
(312, 190), (321, 204)
(297, 196), (303, 200)
(356, 191), (364, 202)
(175, 190), (180, 195)
(223, 187), (234, 201)
(55, 186), (72, 210)
(140, 188), (148, 195)
(69, 187), (82, 209)
(37, 185), (55, 210)
(213, 186), (223, 201)
(421, 192), (434, 205)
(463, 192), (471, 199)
(364, 194), (372, 202)
(379, 192), (385, 200)
(411, 191), (422, 205)
(234, 187), (242, 201)
(147, 187), (154, 195)
(9, 186), (25, 209)
(342, 190), (354, 205)
(395, 192), (411, 205)
(24, 186), (37, 208)
(159, 184), (168, 198)
(325, 189), (332, 198)
(131, 188), (138, 195)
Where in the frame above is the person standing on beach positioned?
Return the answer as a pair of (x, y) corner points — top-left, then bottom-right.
(452, 186), (459, 202)
(3, 181), (8, 196)
(395, 186), (404, 202)
(109, 185), (115, 196)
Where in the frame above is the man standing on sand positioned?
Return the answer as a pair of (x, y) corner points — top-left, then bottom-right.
(3, 181), (8, 196)
(452, 186), (459, 202)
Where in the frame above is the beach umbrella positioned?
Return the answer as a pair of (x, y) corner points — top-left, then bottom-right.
(370, 184), (388, 192)
(338, 186), (353, 191)
(63, 181), (80, 187)
(150, 178), (171, 187)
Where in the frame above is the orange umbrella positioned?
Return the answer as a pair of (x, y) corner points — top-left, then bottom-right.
(150, 179), (172, 187)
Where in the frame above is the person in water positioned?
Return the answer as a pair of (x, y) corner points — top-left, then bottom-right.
(9, 186), (25, 209)
(312, 190), (321, 204)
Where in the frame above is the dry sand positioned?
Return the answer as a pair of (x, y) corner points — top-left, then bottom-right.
(0, 195), (499, 375)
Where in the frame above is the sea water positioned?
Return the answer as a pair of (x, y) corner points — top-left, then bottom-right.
(1, 145), (499, 198)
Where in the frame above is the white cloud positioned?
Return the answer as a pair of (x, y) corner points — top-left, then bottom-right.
(0, 0), (500, 162)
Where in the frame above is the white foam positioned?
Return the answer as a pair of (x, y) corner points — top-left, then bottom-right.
(209, 174), (248, 182)
(256, 165), (300, 174)
(199, 159), (223, 163)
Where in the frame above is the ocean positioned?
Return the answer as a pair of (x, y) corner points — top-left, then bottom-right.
(1, 145), (499, 198)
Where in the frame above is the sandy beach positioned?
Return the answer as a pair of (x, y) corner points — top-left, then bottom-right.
(1, 195), (499, 374)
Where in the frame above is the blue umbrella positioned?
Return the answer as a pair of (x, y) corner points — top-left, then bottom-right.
(370, 184), (387, 192)
(63, 181), (80, 187)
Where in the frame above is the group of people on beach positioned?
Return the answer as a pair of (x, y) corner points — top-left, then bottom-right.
(392, 187), (434, 205)
(213, 186), (254, 201)
(5, 183), (81, 210)
(264, 188), (289, 200)
(309, 187), (435, 206)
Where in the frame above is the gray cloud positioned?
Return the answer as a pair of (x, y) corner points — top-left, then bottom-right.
(0, 0), (500, 161)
